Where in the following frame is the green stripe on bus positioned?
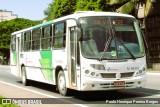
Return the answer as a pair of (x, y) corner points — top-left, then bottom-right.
(40, 50), (53, 81)
(33, 20), (54, 29)
(13, 52), (17, 64)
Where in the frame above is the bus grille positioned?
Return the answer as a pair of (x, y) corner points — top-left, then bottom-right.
(101, 72), (134, 78)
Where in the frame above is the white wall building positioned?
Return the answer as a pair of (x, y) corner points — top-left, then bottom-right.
(0, 10), (18, 22)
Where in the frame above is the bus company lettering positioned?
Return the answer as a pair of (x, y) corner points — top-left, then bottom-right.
(93, 18), (109, 25)
(127, 67), (139, 70)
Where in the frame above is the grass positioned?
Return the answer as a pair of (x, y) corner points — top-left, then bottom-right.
(0, 96), (20, 107)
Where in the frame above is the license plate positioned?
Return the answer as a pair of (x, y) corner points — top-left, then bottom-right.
(114, 81), (125, 86)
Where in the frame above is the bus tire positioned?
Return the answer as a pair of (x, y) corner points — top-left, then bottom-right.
(57, 70), (68, 96)
(21, 66), (29, 86)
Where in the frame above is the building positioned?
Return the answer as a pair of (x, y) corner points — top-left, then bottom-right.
(0, 10), (18, 22)
(137, 1), (160, 69)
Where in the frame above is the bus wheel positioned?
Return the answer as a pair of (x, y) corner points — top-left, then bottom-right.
(21, 66), (29, 86)
(57, 71), (67, 96)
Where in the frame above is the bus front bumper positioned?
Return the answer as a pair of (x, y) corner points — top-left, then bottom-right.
(80, 74), (146, 91)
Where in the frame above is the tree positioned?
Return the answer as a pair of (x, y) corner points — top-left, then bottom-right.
(76, 0), (101, 11)
(44, 0), (77, 20)
(107, 0), (159, 16)
(44, 0), (115, 20)
(44, 0), (140, 20)
(144, 0), (159, 16)
(0, 18), (40, 64)
(44, 0), (160, 20)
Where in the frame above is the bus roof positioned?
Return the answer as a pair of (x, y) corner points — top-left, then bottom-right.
(11, 11), (135, 35)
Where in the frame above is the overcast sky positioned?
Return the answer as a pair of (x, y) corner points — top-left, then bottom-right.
(0, 0), (52, 20)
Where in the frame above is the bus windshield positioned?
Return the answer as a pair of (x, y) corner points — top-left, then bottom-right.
(79, 16), (145, 60)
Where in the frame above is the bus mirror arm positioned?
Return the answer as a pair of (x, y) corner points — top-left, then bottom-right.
(67, 18), (82, 41)
(67, 18), (81, 28)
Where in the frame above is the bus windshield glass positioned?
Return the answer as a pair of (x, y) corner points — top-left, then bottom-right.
(79, 16), (145, 60)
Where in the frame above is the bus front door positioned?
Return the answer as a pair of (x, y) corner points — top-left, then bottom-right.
(16, 34), (21, 76)
(11, 35), (20, 76)
(69, 27), (77, 87)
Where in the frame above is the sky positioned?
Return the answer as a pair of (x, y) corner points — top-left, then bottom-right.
(0, 0), (53, 20)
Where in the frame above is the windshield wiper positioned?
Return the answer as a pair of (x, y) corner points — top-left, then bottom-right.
(99, 37), (112, 61)
(99, 18), (114, 61)
(99, 28), (113, 61)
(117, 39), (136, 60)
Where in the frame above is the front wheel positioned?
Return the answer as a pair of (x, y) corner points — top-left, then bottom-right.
(21, 66), (29, 86)
(57, 71), (68, 96)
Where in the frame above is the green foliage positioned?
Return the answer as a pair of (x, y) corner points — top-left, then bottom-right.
(44, 0), (138, 20)
(0, 18), (40, 34)
(44, 0), (120, 20)
(76, 0), (101, 11)
(108, 0), (128, 5)
(153, 0), (160, 3)
(44, 0), (159, 20)
(44, 0), (77, 20)
(0, 18), (40, 64)
(116, 1), (135, 13)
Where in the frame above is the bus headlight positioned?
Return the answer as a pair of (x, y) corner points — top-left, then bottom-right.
(85, 70), (90, 74)
(135, 67), (146, 76)
(142, 67), (145, 71)
(91, 72), (95, 76)
(140, 70), (143, 74)
(85, 70), (100, 78)
(137, 70), (143, 75)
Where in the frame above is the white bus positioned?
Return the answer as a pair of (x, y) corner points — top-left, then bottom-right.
(10, 11), (147, 96)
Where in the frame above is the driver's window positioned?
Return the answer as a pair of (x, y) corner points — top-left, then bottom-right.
(91, 28), (106, 52)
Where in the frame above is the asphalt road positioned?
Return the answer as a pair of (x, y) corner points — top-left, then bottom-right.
(0, 65), (160, 107)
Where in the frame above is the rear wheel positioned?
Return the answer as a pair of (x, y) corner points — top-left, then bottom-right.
(57, 71), (68, 96)
(21, 66), (29, 86)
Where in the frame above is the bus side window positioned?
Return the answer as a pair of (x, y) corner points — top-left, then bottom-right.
(24, 31), (31, 51)
(41, 26), (52, 50)
(53, 22), (66, 49)
(32, 29), (40, 50)
(21, 34), (24, 51)
(11, 35), (16, 51)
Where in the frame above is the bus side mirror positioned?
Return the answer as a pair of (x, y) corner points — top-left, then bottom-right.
(138, 20), (145, 30)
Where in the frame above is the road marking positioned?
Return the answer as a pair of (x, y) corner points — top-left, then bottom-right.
(147, 72), (160, 75)
(0, 80), (88, 107)
(0, 80), (58, 98)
